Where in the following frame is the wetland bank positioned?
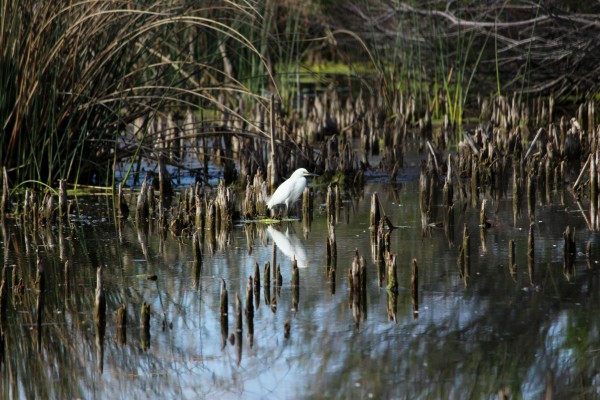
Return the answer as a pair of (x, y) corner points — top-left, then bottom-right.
(3, 1), (600, 399)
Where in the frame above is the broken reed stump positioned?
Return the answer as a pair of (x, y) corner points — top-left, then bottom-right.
(442, 156), (453, 208)
(195, 190), (205, 230)
(419, 162), (434, 232)
(30, 190), (40, 227)
(512, 162), (522, 227)
(146, 178), (156, 218)
(245, 276), (254, 347)
(480, 199), (487, 227)
(334, 185), (341, 223)
(158, 153), (174, 200)
(378, 223), (391, 278)
(140, 302), (151, 350)
(236, 292), (243, 332)
(185, 184), (195, 219)
(326, 185), (335, 225)
(22, 189), (31, 225)
(385, 252), (398, 293)
(206, 199), (216, 234)
(284, 319), (291, 339)
(12, 265), (23, 305)
(263, 262), (271, 307)
(118, 183), (129, 219)
(95, 267), (106, 325)
(96, 309), (106, 375)
(271, 239), (277, 282)
(291, 258), (299, 311)
(245, 276), (254, 318)
(360, 254), (367, 294)
(136, 177), (150, 221)
(527, 251), (535, 286)
(348, 249), (364, 292)
(528, 223), (535, 260)
(508, 240), (516, 276)
(470, 160), (479, 208)
(379, 220), (391, 257)
(42, 190), (56, 225)
(235, 293), (243, 365)
(302, 186), (313, 222)
(58, 179), (68, 220)
(276, 265), (283, 297)
(115, 303), (127, 345)
(527, 172), (536, 221)
(387, 284), (398, 323)
(563, 225), (576, 278)
(220, 279), (228, 349)
(479, 200), (488, 254)
(411, 259), (418, 318)
(348, 250), (366, 327)
(193, 231), (202, 280)
(326, 222), (337, 270)
(252, 171), (268, 217)
(36, 249), (45, 293)
(215, 182), (235, 231)
(370, 192), (380, 229)
(253, 262), (260, 310)
(243, 182), (256, 219)
(457, 225), (470, 284)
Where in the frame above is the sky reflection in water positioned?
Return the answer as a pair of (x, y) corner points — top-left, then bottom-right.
(2, 182), (600, 399)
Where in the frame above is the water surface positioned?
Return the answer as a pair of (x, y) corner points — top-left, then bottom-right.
(1, 180), (600, 399)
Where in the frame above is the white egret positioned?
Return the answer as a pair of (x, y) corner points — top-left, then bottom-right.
(267, 168), (317, 216)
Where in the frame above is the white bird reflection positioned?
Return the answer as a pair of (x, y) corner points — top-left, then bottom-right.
(267, 225), (309, 268)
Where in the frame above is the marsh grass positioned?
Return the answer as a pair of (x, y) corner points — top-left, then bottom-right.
(4, 0), (593, 191)
(1, 1), (299, 186)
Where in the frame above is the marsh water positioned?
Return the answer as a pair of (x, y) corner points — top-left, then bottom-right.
(2, 164), (600, 399)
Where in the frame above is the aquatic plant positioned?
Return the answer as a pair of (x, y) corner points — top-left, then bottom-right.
(2, 0), (318, 186)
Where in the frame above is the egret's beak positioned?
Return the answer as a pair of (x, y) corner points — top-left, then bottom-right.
(304, 172), (319, 177)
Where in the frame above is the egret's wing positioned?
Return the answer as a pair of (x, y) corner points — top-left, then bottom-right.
(267, 178), (294, 208)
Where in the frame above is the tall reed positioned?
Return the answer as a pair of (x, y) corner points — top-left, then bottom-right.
(0, 1), (288, 186)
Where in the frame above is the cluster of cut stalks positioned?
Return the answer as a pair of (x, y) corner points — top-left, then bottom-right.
(366, 193), (419, 323)
(416, 94), (599, 286)
(1, 172), (70, 229)
(124, 84), (410, 196)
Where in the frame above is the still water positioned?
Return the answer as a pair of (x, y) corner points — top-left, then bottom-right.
(1, 178), (600, 399)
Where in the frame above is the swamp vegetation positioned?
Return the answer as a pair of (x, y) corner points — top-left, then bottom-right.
(2, 0), (600, 398)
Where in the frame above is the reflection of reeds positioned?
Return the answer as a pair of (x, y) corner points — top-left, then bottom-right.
(411, 259), (418, 319)
(115, 303), (127, 346)
(220, 279), (228, 349)
(140, 302), (151, 351)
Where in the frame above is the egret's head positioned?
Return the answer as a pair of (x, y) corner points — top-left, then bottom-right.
(292, 168), (317, 178)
